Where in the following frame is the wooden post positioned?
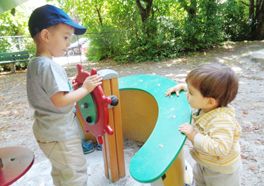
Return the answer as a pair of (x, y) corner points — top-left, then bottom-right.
(150, 151), (185, 186)
(99, 69), (125, 182)
(162, 150), (185, 186)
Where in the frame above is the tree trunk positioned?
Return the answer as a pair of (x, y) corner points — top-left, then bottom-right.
(136, 0), (153, 23)
(249, 0), (254, 22)
(95, 6), (103, 26)
(251, 0), (264, 39)
(179, 0), (197, 20)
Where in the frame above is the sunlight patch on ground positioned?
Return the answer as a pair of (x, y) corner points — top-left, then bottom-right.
(232, 66), (242, 74)
(222, 41), (236, 49)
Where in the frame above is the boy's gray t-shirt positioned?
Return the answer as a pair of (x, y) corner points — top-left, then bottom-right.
(27, 56), (79, 141)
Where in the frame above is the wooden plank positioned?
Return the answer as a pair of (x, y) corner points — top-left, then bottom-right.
(102, 79), (119, 181)
(102, 136), (109, 179)
(111, 77), (125, 178)
(163, 151), (184, 186)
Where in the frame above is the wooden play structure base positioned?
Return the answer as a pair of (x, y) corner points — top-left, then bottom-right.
(77, 69), (192, 185)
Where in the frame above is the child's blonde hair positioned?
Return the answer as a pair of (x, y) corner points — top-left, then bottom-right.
(186, 63), (238, 107)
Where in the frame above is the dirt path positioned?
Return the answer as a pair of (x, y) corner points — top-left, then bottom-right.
(0, 41), (263, 185)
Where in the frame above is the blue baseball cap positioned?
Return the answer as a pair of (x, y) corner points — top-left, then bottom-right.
(28, 4), (86, 37)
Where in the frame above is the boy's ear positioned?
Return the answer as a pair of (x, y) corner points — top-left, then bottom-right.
(39, 29), (50, 42)
(207, 97), (218, 107)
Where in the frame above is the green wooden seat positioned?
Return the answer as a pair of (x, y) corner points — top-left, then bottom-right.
(119, 74), (191, 183)
(0, 51), (29, 72)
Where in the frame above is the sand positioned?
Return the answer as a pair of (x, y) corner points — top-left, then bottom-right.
(1, 40), (264, 186)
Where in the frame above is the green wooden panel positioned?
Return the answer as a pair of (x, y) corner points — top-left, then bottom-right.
(0, 53), (13, 61)
(0, 51), (29, 64)
(77, 94), (97, 125)
(119, 74), (192, 183)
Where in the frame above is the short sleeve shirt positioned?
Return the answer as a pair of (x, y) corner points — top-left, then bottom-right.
(27, 56), (79, 141)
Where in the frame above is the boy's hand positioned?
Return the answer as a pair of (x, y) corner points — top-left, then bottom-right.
(82, 74), (102, 92)
(179, 124), (197, 142)
(165, 83), (187, 96)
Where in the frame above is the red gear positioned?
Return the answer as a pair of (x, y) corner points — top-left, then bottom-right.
(72, 64), (114, 144)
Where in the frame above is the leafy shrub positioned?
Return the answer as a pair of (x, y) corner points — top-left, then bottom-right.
(87, 25), (127, 61)
(221, 0), (250, 41)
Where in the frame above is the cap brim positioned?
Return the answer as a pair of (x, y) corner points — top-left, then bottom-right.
(64, 20), (86, 35)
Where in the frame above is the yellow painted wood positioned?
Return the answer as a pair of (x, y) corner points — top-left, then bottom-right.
(120, 90), (158, 142)
(111, 78), (126, 178)
(102, 136), (109, 179)
(163, 151), (185, 186)
(102, 79), (119, 182)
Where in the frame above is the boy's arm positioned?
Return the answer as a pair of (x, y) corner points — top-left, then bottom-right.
(193, 118), (235, 156)
(179, 124), (197, 143)
(51, 74), (102, 108)
(165, 83), (187, 96)
(51, 87), (91, 107)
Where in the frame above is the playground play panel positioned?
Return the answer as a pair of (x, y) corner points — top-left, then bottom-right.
(76, 65), (192, 185)
(119, 74), (192, 185)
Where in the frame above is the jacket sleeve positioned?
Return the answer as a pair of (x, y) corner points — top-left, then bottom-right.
(193, 117), (235, 156)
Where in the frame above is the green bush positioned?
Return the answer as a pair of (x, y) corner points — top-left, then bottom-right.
(24, 38), (36, 57)
(87, 25), (127, 62)
(182, 0), (224, 51)
(0, 38), (11, 52)
(222, 0), (250, 41)
(66, 0), (250, 63)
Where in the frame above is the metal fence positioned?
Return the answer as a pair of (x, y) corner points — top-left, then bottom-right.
(0, 35), (32, 53)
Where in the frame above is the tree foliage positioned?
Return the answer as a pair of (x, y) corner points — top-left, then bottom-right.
(0, 0), (259, 62)
(0, 8), (28, 52)
(222, 0), (250, 41)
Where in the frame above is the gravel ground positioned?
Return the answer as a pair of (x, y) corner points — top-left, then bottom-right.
(0, 40), (263, 186)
